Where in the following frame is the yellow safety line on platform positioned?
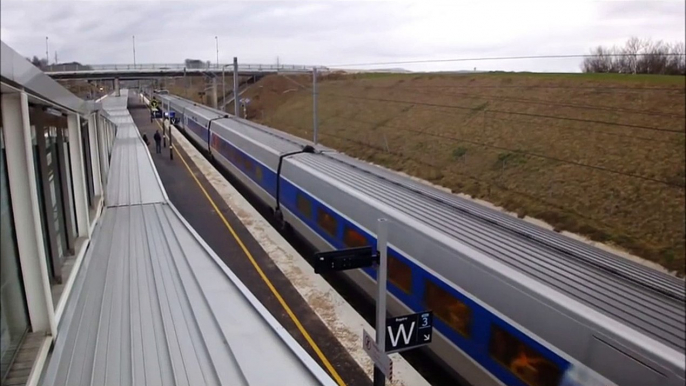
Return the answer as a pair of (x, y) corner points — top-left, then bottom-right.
(150, 117), (347, 386)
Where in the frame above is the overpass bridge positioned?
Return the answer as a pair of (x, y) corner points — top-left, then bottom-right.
(45, 61), (329, 110)
(44, 62), (328, 80)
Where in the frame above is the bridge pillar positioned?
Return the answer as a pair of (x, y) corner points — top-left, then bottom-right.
(212, 77), (218, 109)
(114, 77), (120, 97)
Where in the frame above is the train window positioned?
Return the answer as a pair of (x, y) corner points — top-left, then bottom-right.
(388, 255), (412, 293)
(488, 325), (562, 386)
(317, 207), (338, 237)
(424, 280), (472, 337)
(343, 226), (368, 248)
(296, 192), (313, 219)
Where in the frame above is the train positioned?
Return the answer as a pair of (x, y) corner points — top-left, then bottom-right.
(150, 91), (685, 386)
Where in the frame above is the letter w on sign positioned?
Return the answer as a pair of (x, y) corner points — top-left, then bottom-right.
(388, 321), (414, 348)
(385, 311), (432, 353)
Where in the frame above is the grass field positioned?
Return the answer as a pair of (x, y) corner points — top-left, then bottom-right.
(241, 72), (686, 276)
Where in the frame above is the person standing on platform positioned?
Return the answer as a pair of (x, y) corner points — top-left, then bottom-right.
(153, 130), (162, 154)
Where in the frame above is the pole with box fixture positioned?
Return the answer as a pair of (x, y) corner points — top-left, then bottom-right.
(313, 218), (434, 385)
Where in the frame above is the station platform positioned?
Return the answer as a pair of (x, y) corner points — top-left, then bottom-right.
(38, 90), (340, 386)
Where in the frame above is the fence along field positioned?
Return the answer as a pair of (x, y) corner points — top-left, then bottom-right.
(241, 71), (685, 276)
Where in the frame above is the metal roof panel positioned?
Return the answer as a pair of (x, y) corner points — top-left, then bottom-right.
(103, 91), (166, 207)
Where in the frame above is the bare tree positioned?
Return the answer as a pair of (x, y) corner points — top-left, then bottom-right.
(27, 55), (48, 69)
(667, 42), (685, 75)
(582, 37), (685, 75)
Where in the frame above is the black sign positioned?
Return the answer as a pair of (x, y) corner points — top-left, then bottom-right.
(313, 246), (378, 274)
(385, 311), (433, 353)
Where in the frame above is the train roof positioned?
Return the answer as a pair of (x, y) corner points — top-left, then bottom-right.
(212, 118), (306, 154)
(292, 150), (686, 353)
(160, 93), (322, 154)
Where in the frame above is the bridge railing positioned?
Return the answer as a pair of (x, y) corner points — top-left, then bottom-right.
(44, 63), (328, 73)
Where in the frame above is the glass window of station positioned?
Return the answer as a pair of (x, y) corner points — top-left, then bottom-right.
(0, 107), (30, 380)
(27, 105), (93, 291)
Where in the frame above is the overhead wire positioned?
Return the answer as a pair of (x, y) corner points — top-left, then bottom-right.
(319, 93), (680, 144)
(310, 125), (647, 242)
(268, 70), (684, 186)
(259, 118), (671, 255)
(319, 92), (685, 134)
(380, 84), (685, 92)
(348, 85), (686, 119)
(314, 113), (684, 188)
(324, 53), (686, 68)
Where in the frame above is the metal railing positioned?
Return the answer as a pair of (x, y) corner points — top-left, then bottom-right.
(44, 63), (329, 73)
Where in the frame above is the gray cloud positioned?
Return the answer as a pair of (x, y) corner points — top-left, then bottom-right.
(598, 0), (684, 20)
(1, 0), (684, 72)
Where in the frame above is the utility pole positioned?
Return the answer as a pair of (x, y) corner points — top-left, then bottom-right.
(212, 77), (218, 109)
(133, 35), (140, 90)
(45, 36), (49, 65)
(233, 57), (239, 117)
(54, 51), (58, 64)
(312, 217), (433, 386)
(222, 65), (226, 111)
(167, 112), (174, 161)
(313, 67), (318, 145)
(215, 36), (219, 69)
(132, 35), (136, 68)
(374, 219), (389, 386)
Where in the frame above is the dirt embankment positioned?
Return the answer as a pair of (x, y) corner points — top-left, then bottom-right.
(243, 71), (686, 275)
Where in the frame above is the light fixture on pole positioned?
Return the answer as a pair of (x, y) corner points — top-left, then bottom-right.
(222, 64), (226, 111)
(45, 36), (49, 65)
(215, 36), (219, 69)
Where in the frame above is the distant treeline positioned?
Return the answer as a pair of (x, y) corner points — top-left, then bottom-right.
(582, 37), (685, 75)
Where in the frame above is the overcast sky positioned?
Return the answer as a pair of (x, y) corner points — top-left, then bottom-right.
(1, 0), (684, 72)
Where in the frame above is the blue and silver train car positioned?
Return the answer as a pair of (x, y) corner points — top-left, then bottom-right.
(154, 93), (686, 386)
